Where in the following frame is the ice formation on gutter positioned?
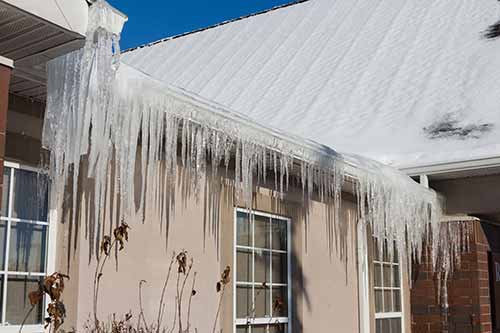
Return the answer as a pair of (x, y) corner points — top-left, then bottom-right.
(43, 0), (462, 286)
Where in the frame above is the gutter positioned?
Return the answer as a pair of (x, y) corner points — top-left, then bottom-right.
(399, 156), (500, 177)
(119, 63), (427, 194)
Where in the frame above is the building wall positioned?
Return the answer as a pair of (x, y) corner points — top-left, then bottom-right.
(46, 155), (364, 333)
(411, 220), (495, 333)
(2, 100), (415, 332)
(432, 176), (500, 217)
(5, 94), (45, 166)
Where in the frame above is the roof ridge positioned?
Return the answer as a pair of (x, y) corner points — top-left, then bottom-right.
(122, 0), (310, 53)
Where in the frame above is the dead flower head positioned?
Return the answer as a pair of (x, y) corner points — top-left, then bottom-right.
(27, 272), (69, 331)
(113, 222), (130, 251)
(29, 272), (70, 305)
(216, 266), (231, 292)
(46, 301), (66, 330)
(221, 266), (231, 284)
(176, 250), (188, 274)
(101, 235), (112, 255)
(28, 289), (43, 306)
(273, 297), (284, 314)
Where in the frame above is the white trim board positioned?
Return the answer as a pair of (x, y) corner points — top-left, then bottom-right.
(0, 56), (13, 69)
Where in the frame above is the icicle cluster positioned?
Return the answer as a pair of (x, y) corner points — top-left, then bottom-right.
(433, 219), (473, 310)
(42, 0), (463, 280)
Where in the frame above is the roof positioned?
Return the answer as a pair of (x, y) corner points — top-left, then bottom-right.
(122, 0), (500, 170)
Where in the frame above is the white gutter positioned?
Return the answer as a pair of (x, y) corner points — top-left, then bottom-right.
(399, 156), (500, 177)
(0, 56), (13, 69)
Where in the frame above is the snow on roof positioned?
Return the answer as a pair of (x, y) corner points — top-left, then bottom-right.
(122, 0), (500, 169)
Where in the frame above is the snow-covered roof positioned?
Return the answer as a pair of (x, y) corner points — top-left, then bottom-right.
(122, 0), (500, 170)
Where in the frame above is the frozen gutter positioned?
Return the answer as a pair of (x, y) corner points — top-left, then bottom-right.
(399, 156), (500, 178)
(119, 62), (420, 192)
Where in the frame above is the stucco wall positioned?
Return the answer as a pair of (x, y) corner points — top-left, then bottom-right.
(52, 167), (362, 332)
(1, 104), (416, 332)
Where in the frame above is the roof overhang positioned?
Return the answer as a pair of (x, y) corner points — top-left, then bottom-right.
(2, 0), (88, 35)
(0, 0), (88, 101)
(400, 156), (500, 181)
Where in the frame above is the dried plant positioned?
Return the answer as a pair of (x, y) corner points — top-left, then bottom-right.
(20, 223), (228, 333)
(20, 272), (70, 333)
(212, 266), (230, 333)
(93, 222), (130, 330)
(156, 252), (176, 332)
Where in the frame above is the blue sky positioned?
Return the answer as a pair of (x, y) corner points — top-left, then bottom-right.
(107, 0), (295, 50)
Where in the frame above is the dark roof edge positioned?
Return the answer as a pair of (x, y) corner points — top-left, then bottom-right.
(122, 0), (310, 54)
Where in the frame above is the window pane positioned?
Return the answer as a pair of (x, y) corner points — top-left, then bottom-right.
(376, 319), (382, 333)
(383, 264), (392, 287)
(272, 287), (288, 317)
(390, 318), (402, 333)
(8, 221), (47, 273)
(374, 263), (382, 287)
(384, 290), (392, 312)
(271, 219), (287, 250)
(393, 245), (399, 263)
(255, 250), (270, 283)
(6, 275), (43, 325)
(236, 327), (249, 333)
(269, 323), (287, 333)
(374, 240), (381, 261)
(376, 319), (390, 333)
(272, 253), (287, 284)
(237, 249), (252, 282)
(375, 289), (383, 312)
(393, 290), (401, 312)
(0, 276), (4, 318)
(237, 212), (251, 246)
(252, 326), (267, 333)
(254, 285), (270, 317)
(0, 221), (6, 269)
(393, 265), (400, 287)
(236, 285), (252, 318)
(12, 170), (48, 221)
(254, 215), (269, 248)
(1, 167), (10, 217)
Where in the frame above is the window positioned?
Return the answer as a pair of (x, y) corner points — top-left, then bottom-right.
(234, 209), (290, 333)
(0, 163), (49, 327)
(373, 240), (402, 333)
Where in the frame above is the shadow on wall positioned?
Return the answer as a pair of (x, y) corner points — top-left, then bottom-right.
(51, 140), (359, 332)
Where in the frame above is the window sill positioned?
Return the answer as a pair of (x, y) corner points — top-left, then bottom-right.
(0, 324), (44, 333)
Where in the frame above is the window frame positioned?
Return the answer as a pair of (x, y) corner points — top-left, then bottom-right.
(233, 208), (292, 333)
(372, 243), (404, 332)
(357, 224), (405, 333)
(0, 161), (55, 333)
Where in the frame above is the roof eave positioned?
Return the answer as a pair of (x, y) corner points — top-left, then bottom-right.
(400, 156), (500, 178)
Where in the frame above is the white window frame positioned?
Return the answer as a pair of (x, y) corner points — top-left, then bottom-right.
(357, 225), (405, 333)
(0, 161), (56, 333)
(233, 208), (292, 333)
(373, 248), (404, 331)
